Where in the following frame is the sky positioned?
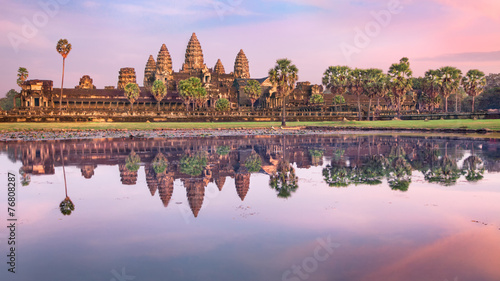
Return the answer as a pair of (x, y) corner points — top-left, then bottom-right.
(1, 0), (499, 97)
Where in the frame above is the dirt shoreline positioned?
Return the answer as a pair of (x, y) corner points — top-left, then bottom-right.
(1, 126), (499, 141)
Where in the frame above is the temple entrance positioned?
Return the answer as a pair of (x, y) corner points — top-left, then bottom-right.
(34, 98), (40, 107)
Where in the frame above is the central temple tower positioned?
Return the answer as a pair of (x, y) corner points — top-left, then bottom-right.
(181, 33), (205, 73)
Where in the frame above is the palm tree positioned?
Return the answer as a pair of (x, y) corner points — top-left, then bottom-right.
(439, 66), (462, 113)
(124, 83), (140, 112)
(322, 66), (351, 95)
(151, 79), (167, 112)
(243, 79), (262, 111)
(422, 69), (442, 112)
(363, 68), (385, 121)
(388, 57), (413, 118)
(268, 59), (299, 126)
(16, 67), (29, 87)
(462, 69), (486, 113)
(348, 68), (366, 121)
(56, 39), (72, 111)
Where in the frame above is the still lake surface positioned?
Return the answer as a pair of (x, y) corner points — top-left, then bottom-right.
(1, 133), (500, 281)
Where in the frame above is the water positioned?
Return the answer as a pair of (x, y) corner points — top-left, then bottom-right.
(1, 134), (499, 281)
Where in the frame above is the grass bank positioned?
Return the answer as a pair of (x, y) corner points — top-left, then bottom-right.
(0, 119), (499, 132)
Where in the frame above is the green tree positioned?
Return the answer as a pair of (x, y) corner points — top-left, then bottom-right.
(388, 57), (413, 118)
(322, 66), (351, 96)
(244, 153), (262, 173)
(216, 145), (231, 156)
(17, 67), (28, 87)
(124, 83), (140, 112)
(215, 98), (230, 112)
(56, 39), (72, 111)
(462, 69), (486, 112)
(243, 79), (261, 111)
(323, 160), (353, 187)
(439, 66), (462, 113)
(269, 160), (298, 198)
(179, 77), (206, 111)
(363, 68), (385, 120)
(309, 93), (324, 106)
(332, 95), (346, 112)
(268, 58), (299, 126)
(0, 90), (20, 111)
(151, 79), (167, 112)
(180, 152), (207, 176)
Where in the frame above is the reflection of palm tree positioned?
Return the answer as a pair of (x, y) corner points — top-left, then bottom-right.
(180, 152), (207, 176)
(270, 160), (298, 198)
(308, 149), (324, 167)
(244, 153), (262, 173)
(19, 167), (31, 186)
(359, 155), (388, 186)
(59, 146), (74, 216)
(323, 160), (352, 187)
(387, 146), (412, 191)
(462, 155), (484, 182)
(269, 135), (298, 198)
(424, 154), (461, 186)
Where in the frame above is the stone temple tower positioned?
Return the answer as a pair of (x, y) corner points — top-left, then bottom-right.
(214, 59), (225, 75)
(234, 49), (250, 79)
(143, 55), (156, 88)
(181, 33), (205, 73)
(156, 44), (173, 84)
(117, 68), (137, 90)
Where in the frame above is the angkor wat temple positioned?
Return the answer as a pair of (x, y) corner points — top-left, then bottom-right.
(17, 33), (329, 112)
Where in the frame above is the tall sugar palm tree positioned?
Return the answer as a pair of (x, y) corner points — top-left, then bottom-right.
(439, 66), (462, 113)
(462, 69), (486, 113)
(56, 39), (72, 111)
(388, 57), (413, 118)
(347, 68), (366, 121)
(422, 69), (442, 112)
(151, 79), (167, 112)
(363, 68), (385, 121)
(268, 58), (298, 126)
(17, 67), (29, 87)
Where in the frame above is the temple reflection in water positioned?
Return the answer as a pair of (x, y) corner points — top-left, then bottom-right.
(2, 134), (499, 217)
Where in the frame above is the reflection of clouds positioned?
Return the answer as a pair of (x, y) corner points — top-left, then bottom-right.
(362, 229), (500, 281)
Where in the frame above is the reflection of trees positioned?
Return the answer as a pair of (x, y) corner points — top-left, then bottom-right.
(387, 146), (412, 192)
(152, 153), (168, 174)
(323, 160), (352, 187)
(244, 153), (262, 173)
(125, 151), (141, 172)
(180, 152), (208, 176)
(462, 156), (484, 182)
(359, 155), (389, 186)
(216, 146), (230, 156)
(270, 160), (298, 198)
(19, 167), (31, 186)
(308, 149), (324, 167)
(424, 155), (461, 186)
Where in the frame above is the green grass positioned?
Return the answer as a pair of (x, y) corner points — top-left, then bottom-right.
(0, 119), (499, 132)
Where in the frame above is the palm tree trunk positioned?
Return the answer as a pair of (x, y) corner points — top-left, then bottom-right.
(157, 101), (160, 112)
(61, 146), (68, 198)
(444, 97), (448, 112)
(59, 58), (65, 111)
(357, 95), (361, 121)
(367, 98), (372, 121)
(397, 97), (401, 118)
(472, 96), (475, 113)
(282, 95), (286, 126)
(455, 93), (458, 113)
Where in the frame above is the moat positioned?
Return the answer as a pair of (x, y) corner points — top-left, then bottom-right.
(1, 133), (500, 281)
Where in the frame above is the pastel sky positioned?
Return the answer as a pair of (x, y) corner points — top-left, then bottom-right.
(1, 0), (499, 97)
